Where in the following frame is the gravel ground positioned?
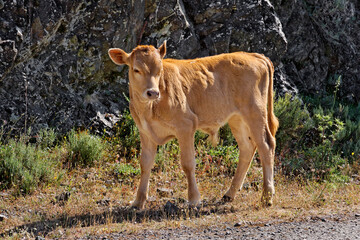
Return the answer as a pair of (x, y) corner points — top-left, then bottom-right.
(81, 214), (360, 240)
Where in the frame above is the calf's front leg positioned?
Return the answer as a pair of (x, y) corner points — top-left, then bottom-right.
(132, 134), (157, 209)
(178, 133), (201, 206)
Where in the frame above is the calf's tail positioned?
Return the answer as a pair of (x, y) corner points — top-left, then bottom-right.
(264, 57), (279, 137)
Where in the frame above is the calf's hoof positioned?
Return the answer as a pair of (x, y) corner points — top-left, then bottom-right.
(131, 200), (145, 210)
(187, 201), (203, 210)
(221, 195), (233, 203)
(261, 193), (273, 207)
(188, 198), (201, 208)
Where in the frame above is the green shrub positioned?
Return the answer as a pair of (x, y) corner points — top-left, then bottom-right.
(112, 109), (140, 159)
(37, 128), (57, 149)
(338, 120), (360, 163)
(0, 140), (60, 194)
(274, 93), (351, 182)
(65, 130), (105, 168)
(218, 124), (236, 146)
(309, 109), (344, 144)
(282, 140), (348, 182)
(195, 143), (239, 176)
(274, 93), (311, 150)
(303, 92), (360, 160)
(155, 139), (180, 173)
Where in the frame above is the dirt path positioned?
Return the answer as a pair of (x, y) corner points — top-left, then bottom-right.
(79, 214), (360, 240)
(2, 200), (359, 239)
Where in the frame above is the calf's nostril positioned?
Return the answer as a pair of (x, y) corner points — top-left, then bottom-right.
(146, 90), (159, 98)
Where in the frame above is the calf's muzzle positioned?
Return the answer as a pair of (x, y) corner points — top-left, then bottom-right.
(145, 89), (160, 100)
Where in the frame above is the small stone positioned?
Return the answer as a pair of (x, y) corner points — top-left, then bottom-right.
(0, 192), (8, 197)
(54, 191), (71, 205)
(355, 213), (360, 218)
(164, 201), (179, 215)
(96, 198), (110, 206)
(157, 188), (173, 198)
(147, 196), (157, 202)
(0, 214), (8, 221)
(234, 222), (243, 227)
(105, 180), (113, 185)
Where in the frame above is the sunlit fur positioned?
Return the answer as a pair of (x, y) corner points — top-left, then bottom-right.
(108, 42), (279, 209)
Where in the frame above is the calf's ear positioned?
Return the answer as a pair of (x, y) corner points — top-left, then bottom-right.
(108, 48), (129, 65)
(158, 40), (166, 59)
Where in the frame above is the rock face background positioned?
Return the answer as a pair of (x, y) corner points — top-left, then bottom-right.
(0, 0), (359, 134)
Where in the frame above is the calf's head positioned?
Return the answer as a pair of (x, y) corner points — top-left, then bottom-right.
(108, 42), (167, 101)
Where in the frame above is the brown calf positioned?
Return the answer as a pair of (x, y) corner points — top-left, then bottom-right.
(108, 41), (278, 209)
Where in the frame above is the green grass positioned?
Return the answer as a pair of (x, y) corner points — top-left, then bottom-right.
(274, 92), (360, 182)
(0, 139), (62, 195)
(113, 163), (141, 179)
(0, 129), (106, 195)
(65, 130), (106, 168)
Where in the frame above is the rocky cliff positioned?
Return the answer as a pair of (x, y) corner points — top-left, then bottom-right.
(0, 0), (358, 134)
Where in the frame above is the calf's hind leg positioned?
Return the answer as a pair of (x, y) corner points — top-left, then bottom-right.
(246, 114), (276, 206)
(223, 116), (256, 201)
(257, 127), (276, 206)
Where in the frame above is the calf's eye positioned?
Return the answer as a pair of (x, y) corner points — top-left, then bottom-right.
(133, 69), (140, 73)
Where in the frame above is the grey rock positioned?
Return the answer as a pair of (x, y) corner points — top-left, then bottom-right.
(164, 201), (179, 215)
(273, 0), (360, 102)
(0, 0), (358, 136)
(156, 187), (174, 198)
(54, 191), (71, 205)
(0, 1), (141, 135)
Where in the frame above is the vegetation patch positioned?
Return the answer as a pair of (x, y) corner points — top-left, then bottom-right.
(0, 91), (359, 239)
(0, 138), (61, 195)
(274, 93), (359, 182)
(65, 130), (106, 168)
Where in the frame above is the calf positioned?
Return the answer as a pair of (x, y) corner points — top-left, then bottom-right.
(108, 42), (278, 209)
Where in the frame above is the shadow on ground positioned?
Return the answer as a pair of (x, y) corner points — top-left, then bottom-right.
(1, 199), (235, 237)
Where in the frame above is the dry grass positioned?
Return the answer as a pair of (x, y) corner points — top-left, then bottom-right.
(1, 157), (359, 239)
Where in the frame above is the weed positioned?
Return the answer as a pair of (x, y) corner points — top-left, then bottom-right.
(0, 140), (60, 194)
(37, 128), (57, 149)
(112, 109), (140, 159)
(113, 163), (140, 179)
(65, 130), (105, 168)
(155, 139), (180, 173)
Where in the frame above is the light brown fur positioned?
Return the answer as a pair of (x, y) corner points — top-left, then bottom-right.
(108, 42), (279, 209)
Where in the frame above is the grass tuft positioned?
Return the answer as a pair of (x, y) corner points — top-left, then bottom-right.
(0, 139), (61, 195)
(65, 130), (106, 168)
